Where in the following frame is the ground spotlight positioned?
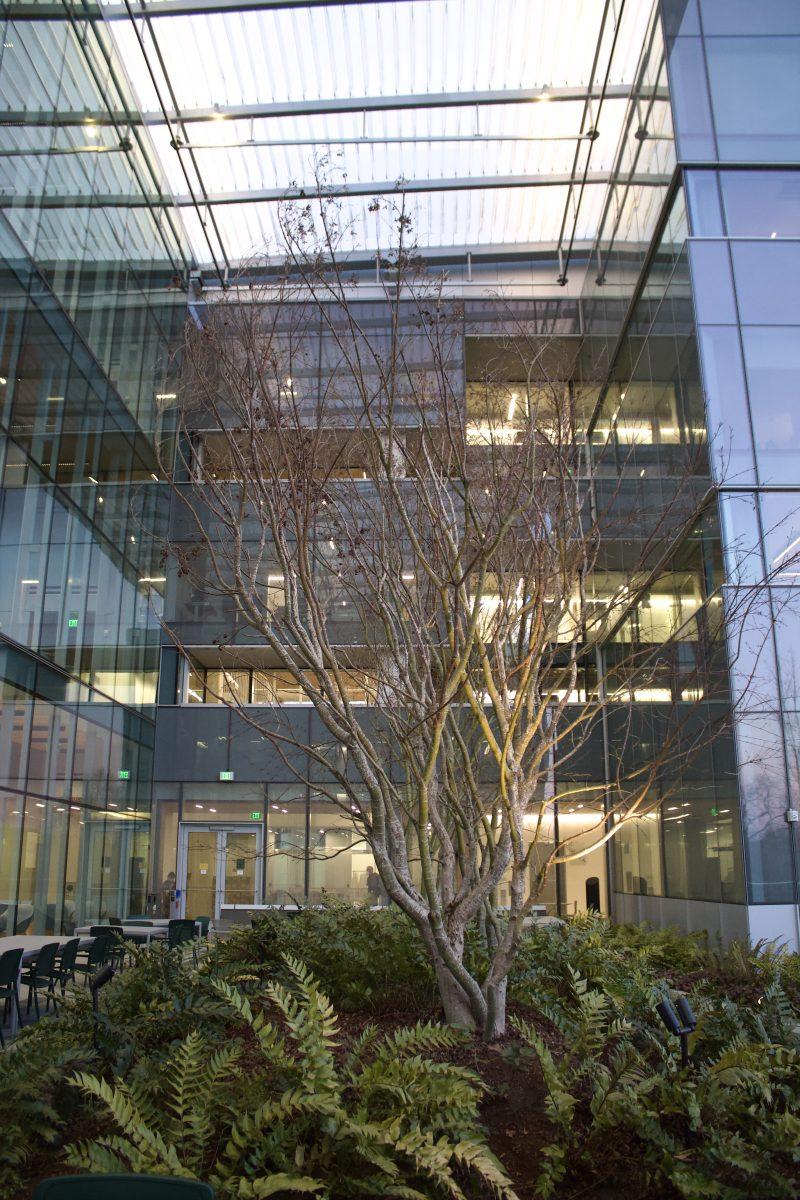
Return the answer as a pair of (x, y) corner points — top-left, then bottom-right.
(656, 995), (697, 1068)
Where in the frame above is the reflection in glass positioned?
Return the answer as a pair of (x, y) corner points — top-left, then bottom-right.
(735, 714), (795, 902)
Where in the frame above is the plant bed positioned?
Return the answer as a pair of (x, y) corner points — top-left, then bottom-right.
(3, 913), (799, 1200)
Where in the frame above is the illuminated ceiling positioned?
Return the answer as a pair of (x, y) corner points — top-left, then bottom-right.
(0, 0), (672, 282)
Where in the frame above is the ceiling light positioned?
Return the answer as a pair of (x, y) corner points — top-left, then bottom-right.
(537, 86), (551, 102)
(770, 231), (777, 239)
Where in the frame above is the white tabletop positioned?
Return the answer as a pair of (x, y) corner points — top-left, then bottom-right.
(74, 924), (167, 940)
(0, 935), (91, 958)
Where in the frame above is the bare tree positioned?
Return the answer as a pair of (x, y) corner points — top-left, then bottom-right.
(152, 196), (788, 1037)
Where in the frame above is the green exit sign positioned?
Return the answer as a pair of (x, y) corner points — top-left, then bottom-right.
(710, 806), (719, 817)
(250, 810), (262, 821)
(219, 770), (234, 782)
(118, 769), (130, 780)
(67, 617), (79, 628)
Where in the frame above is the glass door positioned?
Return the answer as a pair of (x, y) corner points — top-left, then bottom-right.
(179, 825), (262, 919)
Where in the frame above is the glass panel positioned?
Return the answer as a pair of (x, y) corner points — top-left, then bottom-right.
(205, 669), (250, 705)
(696, 325), (755, 483)
(720, 171), (800, 239)
(731, 242), (800, 327)
(735, 713), (795, 902)
(700, 0), (800, 35)
(759, 492), (800, 585)
(557, 801), (608, 915)
(705, 37), (800, 161)
(741, 326), (800, 485)
(666, 36), (716, 160)
(223, 831), (258, 908)
(688, 241), (737, 324)
(613, 810), (664, 897)
(184, 829), (218, 920)
(684, 170), (724, 237)
(308, 790), (378, 905)
(265, 785), (306, 904)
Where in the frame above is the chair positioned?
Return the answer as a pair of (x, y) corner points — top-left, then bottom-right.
(54, 938), (81, 997)
(20, 942), (60, 1020)
(195, 915), (212, 937)
(89, 925), (126, 968)
(34, 1175), (214, 1200)
(168, 919), (196, 950)
(74, 933), (113, 984)
(0, 947), (23, 1047)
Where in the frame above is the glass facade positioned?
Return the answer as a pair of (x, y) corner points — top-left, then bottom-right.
(664, 0), (800, 917)
(0, 0), (797, 944)
(0, 9), (188, 933)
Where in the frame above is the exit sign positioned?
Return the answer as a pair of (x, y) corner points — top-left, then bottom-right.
(118, 769), (130, 780)
(68, 616), (79, 628)
(250, 811), (262, 821)
(219, 770), (234, 781)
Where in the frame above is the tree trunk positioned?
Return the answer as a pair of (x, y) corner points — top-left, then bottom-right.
(434, 957), (477, 1029)
(482, 976), (507, 1040)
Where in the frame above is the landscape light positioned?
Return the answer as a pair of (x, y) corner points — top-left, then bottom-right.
(656, 995), (697, 1067)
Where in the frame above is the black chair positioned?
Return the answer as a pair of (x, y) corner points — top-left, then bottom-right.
(20, 942), (60, 1020)
(34, 1175), (214, 1200)
(74, 933), (113, 983)
(88, 925), (126, 967)
(54, 938), (81, 996)
(167, 919), (196, 950)
(0, 947), (23, 1047)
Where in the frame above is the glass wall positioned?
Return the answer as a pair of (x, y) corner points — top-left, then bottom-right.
(0, 9), (189, 934)
(664, 0), (800, 911)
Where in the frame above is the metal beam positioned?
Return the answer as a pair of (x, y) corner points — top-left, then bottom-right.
(8, 0), (427, 16)
(0, 171), (673, 209)
(0, 84), (656, 129)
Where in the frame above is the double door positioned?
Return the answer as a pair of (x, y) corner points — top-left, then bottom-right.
(178, 825), (262, 919)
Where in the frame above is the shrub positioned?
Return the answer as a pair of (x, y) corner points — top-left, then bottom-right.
(208, 898), (437, 1015)
(66, 955), (516, 1199)
(507, 921), (800, 1200)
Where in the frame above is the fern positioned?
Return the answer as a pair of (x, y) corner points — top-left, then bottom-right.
(66, 955), (518, 1200)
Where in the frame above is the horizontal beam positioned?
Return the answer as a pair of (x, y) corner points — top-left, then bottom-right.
(0, 171), (673, 210)
(8, 0), (425, 16)
(0, 84), (655, 129)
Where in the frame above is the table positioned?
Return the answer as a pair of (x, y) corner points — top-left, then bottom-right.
(74, 924), (167, 944)
(0, 935), (93, 1035)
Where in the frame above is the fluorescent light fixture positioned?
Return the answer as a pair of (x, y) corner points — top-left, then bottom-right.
(507, 391), (518, 421)
(156, 392), (177, 401)
(88, 476), (99, 484)
(20, 579), (39, 585)
(139, 576), (167, 583)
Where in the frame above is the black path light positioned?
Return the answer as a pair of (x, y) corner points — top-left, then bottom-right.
(89, 963), (116, 1049)
(656, 994), (697, 1068)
